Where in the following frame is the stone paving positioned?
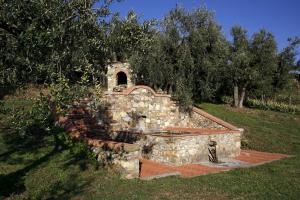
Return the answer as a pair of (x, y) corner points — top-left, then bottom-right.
(139, 150), (290, 180)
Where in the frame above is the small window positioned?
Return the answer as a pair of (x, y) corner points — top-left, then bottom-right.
(116, 71), (127, 85)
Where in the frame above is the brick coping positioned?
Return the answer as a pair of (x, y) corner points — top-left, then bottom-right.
(149, 127), (241, 137)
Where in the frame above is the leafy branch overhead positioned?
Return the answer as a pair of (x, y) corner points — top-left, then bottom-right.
(0, 0), (113, 85)
(1, 1), (299, 109)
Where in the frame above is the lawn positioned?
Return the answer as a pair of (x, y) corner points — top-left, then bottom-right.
(0, 100), (300, 199)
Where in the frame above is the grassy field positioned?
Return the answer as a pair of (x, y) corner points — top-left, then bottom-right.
(0, 100), (300, 199)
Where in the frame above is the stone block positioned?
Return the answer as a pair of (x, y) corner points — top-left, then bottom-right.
(123, 144), (140, 152)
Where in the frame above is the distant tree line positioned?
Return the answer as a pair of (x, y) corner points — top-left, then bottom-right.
(1, 1), (299, 108)
(129, 6), (300, 109)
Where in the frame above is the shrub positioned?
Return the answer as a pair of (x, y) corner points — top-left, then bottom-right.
(49, 65), (102, 115)
(221, 96), (233, 105)
(246, 98), (300, 114)
(0, 101), (8, 114)
(49, 76), (73, 114)
(57, 132), (97, 162)
(7, 94), (53, 138)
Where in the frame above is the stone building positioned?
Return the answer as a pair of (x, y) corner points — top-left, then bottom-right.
(103, 62), (243, 166)
(57, 62), (244, 179)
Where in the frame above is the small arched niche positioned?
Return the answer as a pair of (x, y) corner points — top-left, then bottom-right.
(116, 71), (127, 86)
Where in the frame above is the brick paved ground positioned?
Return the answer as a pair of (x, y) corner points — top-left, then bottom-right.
(140, 150), (289, 180)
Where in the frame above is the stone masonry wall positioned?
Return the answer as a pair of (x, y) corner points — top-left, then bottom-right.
(145, 132), (241, 165)
(93, 145), (140, 179)
(105, 86), (226, 132)
(54, 99), (141, 179)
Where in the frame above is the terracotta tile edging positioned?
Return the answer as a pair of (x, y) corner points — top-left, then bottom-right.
(149, 131), (241, 137)
(240, 155), (293, 168)
(241, 150), (289, 156)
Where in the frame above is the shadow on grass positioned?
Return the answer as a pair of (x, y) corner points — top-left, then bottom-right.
(0, 127), (98, 198)
(0, 148), (93, 199)
(0, 147), (57, 197)
(62, 151), (99, 172)
(0, 125), (49, 161)
(0, 124), (57, 197)
(0, 144), (98, 198)
(45, 173), (91, 199)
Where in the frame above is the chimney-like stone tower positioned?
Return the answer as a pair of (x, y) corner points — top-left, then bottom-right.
(106, 62), (133, 92)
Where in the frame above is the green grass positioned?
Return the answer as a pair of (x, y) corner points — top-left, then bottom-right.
(1, 100), (300, 199)
(198, 103), (300, 154)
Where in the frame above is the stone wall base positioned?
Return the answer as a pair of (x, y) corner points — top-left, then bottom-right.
(114, 159), (140, 179)
(143, 133), (241, 166)
(93, 146), (140, 179)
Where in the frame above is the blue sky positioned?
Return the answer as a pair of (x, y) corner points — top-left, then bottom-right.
(103, 0), (300, 57)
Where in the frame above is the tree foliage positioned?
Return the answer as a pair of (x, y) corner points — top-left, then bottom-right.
(0, 0), (112, 87)
(108, 10), (157, 61)
(229, 26), (277, 107)
(130, 6), (228, 109)
(273, 37), (300, 91)
(250, 29), (277, 98)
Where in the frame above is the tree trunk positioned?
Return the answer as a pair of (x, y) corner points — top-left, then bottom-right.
(238, 87), (246, 108)
(233, 85), (239, 107)
(168, 84), (173, 94)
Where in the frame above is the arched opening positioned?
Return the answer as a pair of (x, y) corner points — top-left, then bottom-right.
(116, 71), (127, 86)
